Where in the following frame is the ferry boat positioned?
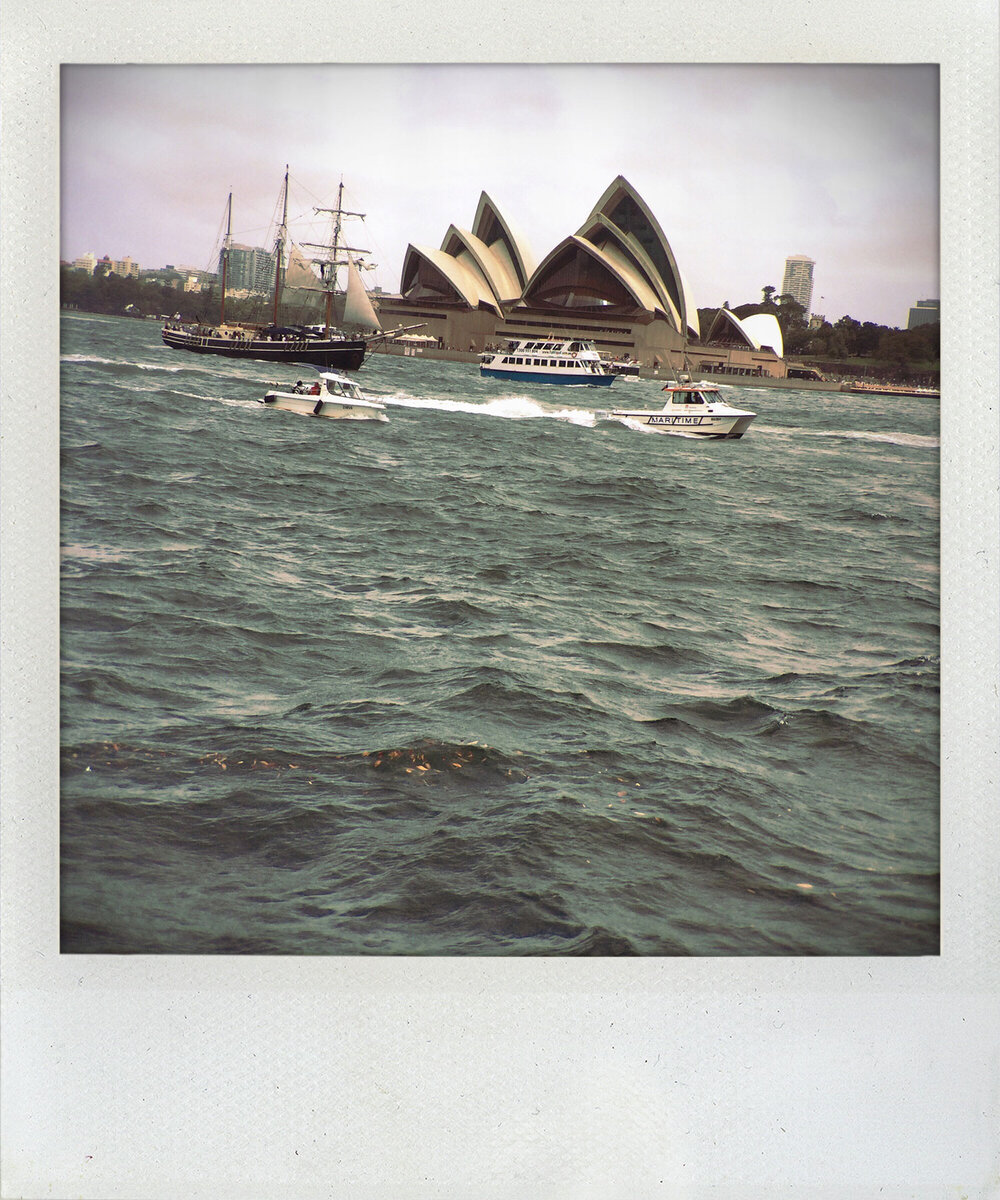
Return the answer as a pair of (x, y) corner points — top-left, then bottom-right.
(479, 338), (615, 386)
(598, 383), (756, 439)
(842, 380), (940, 398)
(260, 371), (388, 421)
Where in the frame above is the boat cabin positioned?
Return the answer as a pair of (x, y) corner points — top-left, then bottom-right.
(499, 337), (601, 358)
(486, 338), (607, 373)
(290, 373), (366, 401)
(661, 386), (722, 407)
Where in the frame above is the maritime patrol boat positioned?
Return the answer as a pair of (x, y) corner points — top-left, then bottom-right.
(260, 371), (388, 421)
(598, 383), (756, 438)
(479, 338), (615, 386)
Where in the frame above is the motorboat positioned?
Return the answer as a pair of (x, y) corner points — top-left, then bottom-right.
(261, 371), (388, 421)
(479, 338), (615, 386)
(597, 383), (756, 439)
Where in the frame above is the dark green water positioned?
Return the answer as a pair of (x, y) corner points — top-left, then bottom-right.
(60, 313), (939, 954)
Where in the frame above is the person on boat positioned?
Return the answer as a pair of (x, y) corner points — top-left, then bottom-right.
(309, 381), (321, 395)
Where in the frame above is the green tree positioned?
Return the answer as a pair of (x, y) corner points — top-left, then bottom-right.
(834, 315), (863, 356)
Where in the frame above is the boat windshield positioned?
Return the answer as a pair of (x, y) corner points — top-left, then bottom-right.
(326, 378), (363, 400)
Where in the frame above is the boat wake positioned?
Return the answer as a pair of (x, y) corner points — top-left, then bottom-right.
(380, 392), (597, 426)
(809, 429), (939, 449)
(763, 426), (938, 449)
(61, 353), (212, 376)
(169, 388), (260, 410)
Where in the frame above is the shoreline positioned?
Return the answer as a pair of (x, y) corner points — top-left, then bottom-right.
(368, 343), (939, 396)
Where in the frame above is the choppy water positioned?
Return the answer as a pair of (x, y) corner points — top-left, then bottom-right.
(60, 313), (940, 954)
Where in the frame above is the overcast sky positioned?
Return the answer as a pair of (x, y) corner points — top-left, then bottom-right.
(61, 63), (939, 328)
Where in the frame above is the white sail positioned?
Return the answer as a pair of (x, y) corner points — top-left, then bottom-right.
(284, 243), (320, 289)
(343, 259), (381, 332)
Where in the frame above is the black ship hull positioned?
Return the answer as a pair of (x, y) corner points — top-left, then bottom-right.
(161, 327), (368, 371)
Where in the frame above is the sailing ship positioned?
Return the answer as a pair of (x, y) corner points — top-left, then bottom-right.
(161, 169), (421, 370)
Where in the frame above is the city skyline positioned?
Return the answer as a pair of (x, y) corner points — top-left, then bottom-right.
(61, 64), (939, 329)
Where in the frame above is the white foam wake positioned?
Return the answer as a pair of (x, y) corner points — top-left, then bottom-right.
(381, 392), (596, 426)
(61, 353), (186, 373)
(812, 429), (939, 449)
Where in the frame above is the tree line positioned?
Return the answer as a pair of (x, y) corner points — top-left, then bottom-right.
(59, 265), (276, 325)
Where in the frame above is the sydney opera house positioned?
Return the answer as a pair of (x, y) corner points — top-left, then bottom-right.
(376, 176), (791, 378)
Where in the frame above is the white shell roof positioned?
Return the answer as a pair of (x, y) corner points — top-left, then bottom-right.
(441, 225), (515, 308)
(740, 312), (784, 357)
(576, 213), (681, 330)
(679, 270), (700, 339)
(583, 176), (691, 328)
(522, 235), (657, 313)
(472, 193), (537, 291)
(706, 307), (754, 345)
(401, 243), (498, 312)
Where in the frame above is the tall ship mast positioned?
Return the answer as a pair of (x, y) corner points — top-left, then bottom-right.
(272, 166), (290, 327)
(300, 179), (384, 337)
(218, 191), (232, 327)
(160, 169), (421, 371)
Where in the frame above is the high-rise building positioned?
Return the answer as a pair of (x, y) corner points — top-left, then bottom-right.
(781, 254), (815, 314)
(111, 256), (141, 279)
(224, 244), (277, 295)
(906, 299), (939, 329)
(72, 251), (97, 273)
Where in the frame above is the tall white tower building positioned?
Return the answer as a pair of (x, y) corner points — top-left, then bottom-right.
(781, 254), (815, 315)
